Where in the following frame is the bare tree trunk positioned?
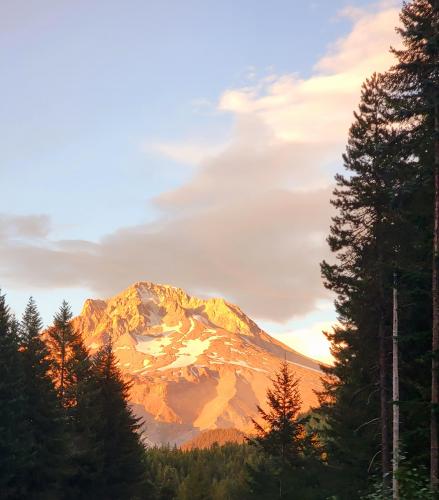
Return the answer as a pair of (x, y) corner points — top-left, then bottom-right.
(431, 2), (439, 484)
(378, 242), (391, 485)
(392, 273), (399, 500)
(431, 100), (439, 489)
(379, 314), (391, 485)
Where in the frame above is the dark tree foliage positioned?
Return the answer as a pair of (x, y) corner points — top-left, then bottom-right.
(318, 67), (436, 496)
(0, 292), (29, 499)
(88, 340), (148, 499)
(46, 300), (87, 407)
(319, 72), (406, 497)
(19, 297), (67, 498)
(319, 1), (439, 496)
(147, 443), (254, 500)
(0, 294), (153, 499)
(46, 301), (103, 498)
(388, 0), (439, 486)
(252, 361), (307, 464)
(44, 303), (150, 499)
(248, 361), (325, 499)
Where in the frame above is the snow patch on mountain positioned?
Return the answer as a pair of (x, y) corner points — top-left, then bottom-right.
(158, 337), (218, 371)
(133, 333), (173, 356)
(162, 322), (183, 333)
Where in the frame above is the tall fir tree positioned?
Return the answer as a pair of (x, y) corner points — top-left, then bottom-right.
(248, 361), (322, 499)
(46, 300), (77, 406)
(0, 291), (29, 499)
(389, 0), (439, 486)
(252, 361), (306, 465)
(89, 340), (147, 499)
(319, 72), (413, 496)
(19, 297), (67, 498)
(46, 300), (102, 498)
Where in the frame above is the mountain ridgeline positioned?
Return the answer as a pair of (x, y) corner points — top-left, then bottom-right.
(72, 281), (322, 445)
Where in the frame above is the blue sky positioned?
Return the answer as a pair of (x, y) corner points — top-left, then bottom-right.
(0, 0), (402, 361)
(3, 0), (369, 236)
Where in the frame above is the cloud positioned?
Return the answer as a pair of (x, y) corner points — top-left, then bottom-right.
(319, 1), (400, 74)
(0, 188), (331, 321)
(0, 2), (401, 323)
(0, 214), (51, 240)
(217, 4), (400, 146)
(154, 116), (335, 213)
(146, 140), (226, 166)
(273, 320), (337, 365)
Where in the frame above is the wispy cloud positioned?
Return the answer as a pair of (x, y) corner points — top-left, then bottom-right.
(0, 214), (51, 240)
(146, 140), (227, 166)
(218, 3), (400, 146)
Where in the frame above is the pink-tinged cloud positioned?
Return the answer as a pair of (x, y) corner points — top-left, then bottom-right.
(0, 2), (401, 323)
(272, 320), (337, 365)
(0, 214), (51, 239)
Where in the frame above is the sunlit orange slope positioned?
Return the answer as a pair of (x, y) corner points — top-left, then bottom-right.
(73, 281), (323, 445)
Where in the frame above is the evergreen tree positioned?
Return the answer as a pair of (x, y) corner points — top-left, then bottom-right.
(318, 72), (414, 497)
(46, 300), (101, 498)
(19, 297), (67, 498)
(89, 340), (147, 499)
(46, 300), (77, 406)
(389, 0), (439, 486)
(252, 361), (306, 464)
(248, 361), (322, 499)
(0, 291), (29, 499)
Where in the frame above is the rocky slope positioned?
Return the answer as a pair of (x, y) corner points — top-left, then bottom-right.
(73, 281), (323, 445)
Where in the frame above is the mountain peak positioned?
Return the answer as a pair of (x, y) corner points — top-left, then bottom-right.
(92, 280), (264, 339)
(73, 281), (322, 445)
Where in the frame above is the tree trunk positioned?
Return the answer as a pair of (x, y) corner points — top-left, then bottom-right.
(431, 1), (439, 485)
(431, 99), (439, 489)
(379, 313), (391, 485)
(392, 273), (399, 500)
(378, 241), (391, 485)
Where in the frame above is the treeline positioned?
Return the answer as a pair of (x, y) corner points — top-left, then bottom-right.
(317, 0), (439, 498)
(147, 443), (254, 499)
(0, 294), (147, 499)
(180, 428), (246, 451)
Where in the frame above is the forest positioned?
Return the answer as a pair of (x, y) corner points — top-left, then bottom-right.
(1, 0), (439, 498)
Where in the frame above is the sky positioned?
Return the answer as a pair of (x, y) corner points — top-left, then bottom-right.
(0, 0), (403, 363)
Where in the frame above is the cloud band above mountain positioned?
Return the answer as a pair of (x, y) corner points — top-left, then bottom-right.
(0, 1), (400, 323)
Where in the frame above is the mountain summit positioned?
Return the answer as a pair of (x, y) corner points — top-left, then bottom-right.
(73, 281), (322, 445)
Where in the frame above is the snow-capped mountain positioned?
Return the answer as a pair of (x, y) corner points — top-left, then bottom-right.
(73, 281), (323, 445)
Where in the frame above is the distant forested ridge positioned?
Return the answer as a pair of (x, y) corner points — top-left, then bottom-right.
(180, 428), (246, 450)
